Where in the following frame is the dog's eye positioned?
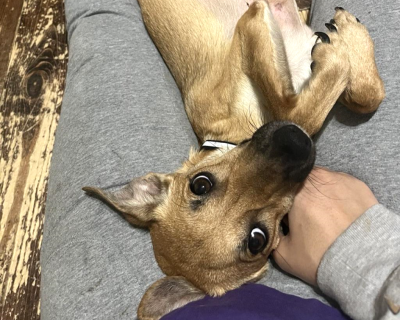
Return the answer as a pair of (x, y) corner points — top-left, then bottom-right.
(248, 227), (268, 255)
(190, 173), (213, 195)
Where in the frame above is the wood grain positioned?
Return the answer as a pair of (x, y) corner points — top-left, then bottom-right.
(0, 0), (25, 94)
(0, 0), (67, 319)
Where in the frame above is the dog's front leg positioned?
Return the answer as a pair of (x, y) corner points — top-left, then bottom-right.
(286, 27), (351, 135)
(287, 8), (386, 134)
(329, 8), (385, 114)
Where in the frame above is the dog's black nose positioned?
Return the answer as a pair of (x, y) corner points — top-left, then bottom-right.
(271, 125), (311, 162)
(251, 122), (314, 182)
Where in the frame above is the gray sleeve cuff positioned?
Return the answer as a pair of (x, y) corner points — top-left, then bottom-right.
(317, 204), (400, 320)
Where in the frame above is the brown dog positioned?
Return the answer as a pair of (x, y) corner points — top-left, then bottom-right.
(83, 1), (384, 319)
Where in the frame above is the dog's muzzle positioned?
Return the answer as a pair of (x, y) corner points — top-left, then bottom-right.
(252, 121), (315, 182)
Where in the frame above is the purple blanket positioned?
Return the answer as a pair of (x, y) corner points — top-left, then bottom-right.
(162, 283), (350, 320)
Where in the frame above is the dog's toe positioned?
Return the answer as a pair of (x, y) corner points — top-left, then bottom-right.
(333, 7), (360, 25)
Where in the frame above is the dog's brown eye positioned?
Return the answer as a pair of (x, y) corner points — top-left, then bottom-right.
(248, 227), (268, 255)
(190, 174), (213, 195)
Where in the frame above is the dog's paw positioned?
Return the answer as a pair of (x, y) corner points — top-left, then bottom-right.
(322, 8), (385, 113)
(309, 28), (350, 87)
(326, 8), (373, 67)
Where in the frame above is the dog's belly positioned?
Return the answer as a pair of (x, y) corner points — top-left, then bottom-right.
(198, 0), (251, 37)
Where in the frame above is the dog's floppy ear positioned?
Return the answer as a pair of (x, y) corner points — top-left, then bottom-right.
(82, 173), (171, 227)
(138, 276), (205, 320)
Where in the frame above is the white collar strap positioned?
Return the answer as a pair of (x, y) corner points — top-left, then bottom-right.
(201, 140), (237, 151)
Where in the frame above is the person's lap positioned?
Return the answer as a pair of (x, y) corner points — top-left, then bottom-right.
(40, 0), (400, 319)
(40, 1), (197, 318)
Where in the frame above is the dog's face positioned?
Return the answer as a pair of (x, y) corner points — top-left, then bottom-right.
(84, 121), (314, 317)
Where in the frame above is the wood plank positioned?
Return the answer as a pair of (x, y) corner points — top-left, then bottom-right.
(0, 0), (67, 318)
(0, 0), (25, 94)
(296, 0), (312, 10)
(299, 9), (310, 25)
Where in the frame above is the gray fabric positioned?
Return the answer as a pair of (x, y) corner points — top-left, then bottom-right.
(40, 0), (400, 319)
(318, 204), (400, 320)
(40, 1), (196, 319)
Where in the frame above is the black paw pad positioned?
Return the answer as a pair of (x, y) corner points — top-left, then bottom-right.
(314, 32), (330, 44)
(335, 6), (345, 11)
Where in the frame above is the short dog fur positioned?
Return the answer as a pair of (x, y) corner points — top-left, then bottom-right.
(83, 1), (384, 319)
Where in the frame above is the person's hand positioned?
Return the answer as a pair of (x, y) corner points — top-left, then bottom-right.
(272, 167), (378, 286)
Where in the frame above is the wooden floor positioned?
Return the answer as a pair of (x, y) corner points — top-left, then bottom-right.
(0, 1), (309, 319)
(0, 0), (67, 319)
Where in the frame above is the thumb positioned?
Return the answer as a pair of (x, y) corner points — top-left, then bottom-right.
(272, 234), (293, 274)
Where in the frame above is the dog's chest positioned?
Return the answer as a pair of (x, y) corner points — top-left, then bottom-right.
(234, 77), (272, 126)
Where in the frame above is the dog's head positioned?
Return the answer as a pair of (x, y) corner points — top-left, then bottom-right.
(83, 121), (315, 319)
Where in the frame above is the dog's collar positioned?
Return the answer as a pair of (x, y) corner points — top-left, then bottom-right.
(201, 140), (237, 151)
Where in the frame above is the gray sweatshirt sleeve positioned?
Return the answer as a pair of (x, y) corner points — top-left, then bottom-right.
(317, 204), (400, 320)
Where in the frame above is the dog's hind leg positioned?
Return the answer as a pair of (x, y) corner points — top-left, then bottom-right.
(231, 1), (296, 112)
(232, 1), (350, 135)
(328, 8), (385, 114)
(267, 0), (315, 93)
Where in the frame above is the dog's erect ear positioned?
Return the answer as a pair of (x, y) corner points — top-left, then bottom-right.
(138, 276), (205, 320)
(82, 173), (171, 227)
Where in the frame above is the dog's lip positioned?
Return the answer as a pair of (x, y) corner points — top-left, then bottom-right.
(275, 235), (281, 248)
(266, 214), (287, 256)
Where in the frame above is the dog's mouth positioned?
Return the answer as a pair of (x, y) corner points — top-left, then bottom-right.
(251, 121), (315, 182)
(279, 213), (290, 236)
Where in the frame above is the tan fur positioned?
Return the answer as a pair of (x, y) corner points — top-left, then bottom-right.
(83, 1), (384, 319)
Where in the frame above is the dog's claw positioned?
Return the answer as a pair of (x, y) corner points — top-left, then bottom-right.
(356, 17), (361, 23)
(311, 44), (317, 55)
(325, 23), (337, 32)
(310, 61), (316, 72)
(314, 32), (330, 44)
(335, 6), (344, 11)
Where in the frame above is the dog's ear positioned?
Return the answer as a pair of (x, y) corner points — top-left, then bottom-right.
(138, 276), (205, 320)
(82, 173), (171, 227)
